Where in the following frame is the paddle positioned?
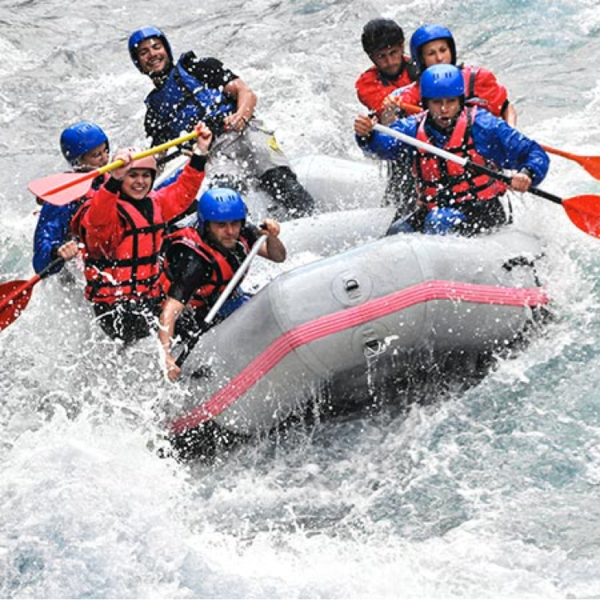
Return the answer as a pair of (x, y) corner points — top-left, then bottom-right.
(28, 130), (200, 206)
(175, 234), (268, 368)
(390, 99), (600, 181)
(0, 256), (64, 331)
(539, 144), (600, 181)
(372, 123), (600, 239)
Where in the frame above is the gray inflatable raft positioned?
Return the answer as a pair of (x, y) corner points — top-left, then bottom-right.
(167, 228), (548, 448)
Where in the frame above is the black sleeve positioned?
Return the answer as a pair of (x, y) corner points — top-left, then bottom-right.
(166, 244), (213, 305)
(180, 52), (238, 89)
(241, 223), (260, 246)
(145, 106), (164, 146)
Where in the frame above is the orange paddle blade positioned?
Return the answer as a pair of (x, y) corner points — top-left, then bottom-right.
(562, 194), (600, 238)
(0, 280), (35, 331)
(541, 145), (600, 180)
(27, 171), (96, 206)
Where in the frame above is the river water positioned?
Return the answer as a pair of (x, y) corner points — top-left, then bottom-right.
(2, 0), (600, 597)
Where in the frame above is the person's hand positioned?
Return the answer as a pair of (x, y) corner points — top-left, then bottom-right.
(258, 218), (280, 238)
(193, 121), (213, 155)
(165, 353), (181, 382)
(510, 171), (532, 193)
(57, 240), (79, 261)
(111, 149), (134, 181)
(223, 111), (249, 133)
(354, 114), (377, 137)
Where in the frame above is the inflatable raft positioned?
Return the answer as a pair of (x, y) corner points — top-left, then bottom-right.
(165, 227), (549, 457)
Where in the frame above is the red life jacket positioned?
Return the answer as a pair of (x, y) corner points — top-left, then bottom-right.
(163, 226), (251, 309)
(414, 106), (507, 208)
(355, 59), (416, 115)
(77, 200), (166, 303)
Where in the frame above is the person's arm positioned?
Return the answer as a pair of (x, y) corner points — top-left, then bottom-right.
(159, 296), (186, 382)
(159, 243), (213, 381)
(153, 122), (212, 221)
(222, 77), (257, 132)
(354, 113), (419, 160)
(33, 203), (72, 274)
(471, 66), (517, 125)
(256, 219), (286, 262)
(501, 102), (518, 127)
(472, 110), (550, 190)
(77, 178), (125, 259)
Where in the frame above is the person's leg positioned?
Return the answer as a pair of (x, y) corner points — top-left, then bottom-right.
(258, 165), (315, 218)
(93, 300), (161, 345)
(241, 119), (315, 218)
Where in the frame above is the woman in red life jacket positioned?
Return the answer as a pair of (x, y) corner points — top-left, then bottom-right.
(159, 187), (286, 381)
(72, 122), (213, 345)
(385, 24), (518, 127)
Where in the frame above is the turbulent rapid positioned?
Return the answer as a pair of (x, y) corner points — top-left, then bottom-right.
(2, 0), (600, 597)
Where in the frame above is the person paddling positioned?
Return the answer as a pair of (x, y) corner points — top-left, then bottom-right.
(354, 64), (549, 235)
(71, 122), (213, 345)
(128, 26), (314, 218)
(385, 24), (518, 126)
(33, 121), (110, 276)
(159, 187), (286, 381)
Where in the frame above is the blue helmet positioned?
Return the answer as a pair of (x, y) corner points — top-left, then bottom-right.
(410, 24), (456, 73)
(128, 26), (173, 72)
(197, 187), (247, 229)
(59, 121), (108, 165)
(420, 64), (464, 101)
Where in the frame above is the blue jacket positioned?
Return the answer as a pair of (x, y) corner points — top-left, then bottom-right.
(32, 174), (106, 275)
(32, 201), (82, 274)
(357, 108), (549, 185)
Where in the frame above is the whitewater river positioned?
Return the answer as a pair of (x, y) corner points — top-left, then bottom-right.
(2, 0), (600, 597)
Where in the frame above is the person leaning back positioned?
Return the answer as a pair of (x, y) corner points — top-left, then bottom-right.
(128, 26), (314, 218)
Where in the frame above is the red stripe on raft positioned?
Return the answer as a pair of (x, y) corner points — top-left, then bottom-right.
(170, 280), (548, 435)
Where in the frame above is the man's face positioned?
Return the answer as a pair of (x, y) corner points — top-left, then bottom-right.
(79, 142), (109, 171)
(370, 43), (404, 77)
(207, 220), (243, 249)
(121, 168), (154, 200)
(421, 39), (452, 69)
(136, 37), (170, 75)
(427, 97), (462, 129)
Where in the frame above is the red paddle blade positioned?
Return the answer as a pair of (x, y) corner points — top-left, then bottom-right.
(27, 171), (95, 206)
(0, 280), (34, 331)
(578, 156), (600, 181)
(541, 144), (600, 181)
(562, 194), (600, 238)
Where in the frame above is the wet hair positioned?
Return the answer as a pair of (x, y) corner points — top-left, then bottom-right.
(361, 18), (404, 55)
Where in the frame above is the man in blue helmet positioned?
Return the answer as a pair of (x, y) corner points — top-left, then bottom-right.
(32, 121), (109, 275)
(127, 26), (314, 219)
(158, 187), (286, 381)
(354, 64), (549, 235)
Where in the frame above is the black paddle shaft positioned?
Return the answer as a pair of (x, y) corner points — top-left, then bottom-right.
(468, 161), (563, 206)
